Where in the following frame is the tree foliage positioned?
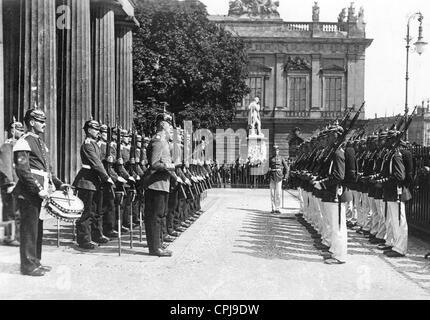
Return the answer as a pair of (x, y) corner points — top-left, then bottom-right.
(133, 0), (249, 135)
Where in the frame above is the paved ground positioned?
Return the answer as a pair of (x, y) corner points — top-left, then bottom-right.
(2, 188), (430, 299)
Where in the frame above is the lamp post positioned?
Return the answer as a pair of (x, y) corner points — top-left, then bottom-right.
(405, 12), (427, 140)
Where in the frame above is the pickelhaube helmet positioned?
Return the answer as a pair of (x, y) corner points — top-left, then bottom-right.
(9, 117), (24, 132)
(100, 124), (108, 133)
(24, 104), (47, 124)
(83, 118), (100, 131)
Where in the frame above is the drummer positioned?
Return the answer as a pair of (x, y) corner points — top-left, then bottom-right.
(13, 107), (67, 277)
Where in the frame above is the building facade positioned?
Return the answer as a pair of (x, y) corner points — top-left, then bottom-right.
(0, 0), (138, 183)
(209, 1), (372, 159)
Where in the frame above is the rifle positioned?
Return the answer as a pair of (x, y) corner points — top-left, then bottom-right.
(324, 102), (365, 163)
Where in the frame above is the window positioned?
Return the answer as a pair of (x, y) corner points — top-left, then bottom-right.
(243, 77), (263, 107)
(288, 76), (308, 111)
(324, 77), (342, 111)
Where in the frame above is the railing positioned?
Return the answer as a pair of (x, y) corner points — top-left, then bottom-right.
(285, 22), (310, 31)
(284, 110), (311, 118)
(406, 145), (430, 233)
(320, 23), (339, 32)
(320, 110), (344, 119)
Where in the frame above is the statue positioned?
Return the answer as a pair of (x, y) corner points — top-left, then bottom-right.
(312, 2), (320, 22)
(228, 0), (279, 17)
(229, 0), (245, 15)
(358, 6), (364, 23)
(248, 96), (262, 137)
(338, 8), (346, 23)
(347, 2), (357, 23)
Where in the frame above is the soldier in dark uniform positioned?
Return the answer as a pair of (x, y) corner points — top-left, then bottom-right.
(1, 120), (24, 246)
(269, 145), (288, 214)
(144, 116), (176, 257)
(73, 119), (114, 249)
(313, 124), (347, 264)
(14, 108), (67, 276)
(98, 124), (126, 238)
(375, 129), (409, 257)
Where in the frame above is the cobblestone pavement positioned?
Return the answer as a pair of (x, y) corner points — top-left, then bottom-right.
(1, 189), (430, 299)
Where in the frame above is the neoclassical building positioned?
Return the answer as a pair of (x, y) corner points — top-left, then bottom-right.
(209, 1), (373, 158)
(0, 0), (137, 183)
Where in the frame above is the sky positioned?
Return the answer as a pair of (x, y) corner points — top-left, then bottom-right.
(198, 0), (430, 119)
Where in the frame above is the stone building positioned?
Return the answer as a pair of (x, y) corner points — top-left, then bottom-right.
(209, 1), (372, 159)
(366, 102), (430, 147)
(0, 0), (138, 183)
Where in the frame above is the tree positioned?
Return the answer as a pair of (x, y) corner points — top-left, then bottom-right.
(133, 0), (249, 135)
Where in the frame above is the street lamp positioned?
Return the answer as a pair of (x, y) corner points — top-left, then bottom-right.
(405, 12), (427, 140)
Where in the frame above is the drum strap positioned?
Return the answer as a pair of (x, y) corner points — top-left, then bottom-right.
(31, 169), (49, 192)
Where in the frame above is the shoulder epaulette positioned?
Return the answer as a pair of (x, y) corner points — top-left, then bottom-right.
(13, 136), (31, 152)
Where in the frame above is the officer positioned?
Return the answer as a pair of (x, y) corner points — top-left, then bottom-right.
(1, 120), (24, 246)
(269, 145), (288, 214)
(144, 115), (176, 257)
(73, 119), (114, 249)
(14, 107), (67, 276)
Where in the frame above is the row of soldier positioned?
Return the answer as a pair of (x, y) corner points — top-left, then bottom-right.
(289, 104), (413, 264)
(1, 107), (214, 276)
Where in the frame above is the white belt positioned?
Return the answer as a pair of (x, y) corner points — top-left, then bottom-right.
(82, 164), (91, 169)
(30, 169), (49, 192)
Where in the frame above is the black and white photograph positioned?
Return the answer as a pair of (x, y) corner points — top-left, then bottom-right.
(1, 0), (430, 306)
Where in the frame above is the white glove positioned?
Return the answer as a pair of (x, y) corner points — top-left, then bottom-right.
(313, 181), (322, 190)
(185, 178), (191, 185)
(38, 189), (49, 200)
(129, 177), (135, 183)
(107, 178), (114, 185)
(136, 176), (141, 181)
(6, 183), (16, 194)
(118, 176), (127, 184)
(177, 177), (184, 184)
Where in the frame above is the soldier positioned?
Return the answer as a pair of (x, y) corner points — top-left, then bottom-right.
(73, 119), (114, 249)
(313, 124), (347, 264)
(14, 107), (67, 276)
(1, 120), (24, 246)
(144, 115), (176, 257)
(98, 124), (126, 238)
(268, 145), (288, 214)
(375, 129), (410, 257)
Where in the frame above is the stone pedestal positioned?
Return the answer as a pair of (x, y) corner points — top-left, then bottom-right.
(247, 134), (269, 176)
(57, 0), (92, 183)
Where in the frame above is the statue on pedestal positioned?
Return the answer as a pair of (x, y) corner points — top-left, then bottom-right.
(248, 96), (262, 137)
(312, 2), (320, 22)
(338, 8), (346, 23)
(347, 2), (357, 23)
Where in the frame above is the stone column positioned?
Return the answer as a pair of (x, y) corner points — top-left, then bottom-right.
(275, 53), (285, 109)
(20, 0), (57, 169)
(91, 3), (115, 124)
(347, 52), (365, 118)
(115, 22), (133, 129)
(311, 54), (321, 109)
(0, 0), (4, 144)
(57, 0), (92, 183)
(310, 54), (322, 119)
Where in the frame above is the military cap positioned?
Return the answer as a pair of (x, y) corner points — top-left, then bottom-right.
(273, 145), (279, 150)
(24, 108), (47, 123)
(83, 119), (100, 131)
(143, 137), (150, 142)
(136, 135), (143, 142)
(100, 124), (108, 133)
(120, 129), (128, 137)
(9, 120), (24, 132)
